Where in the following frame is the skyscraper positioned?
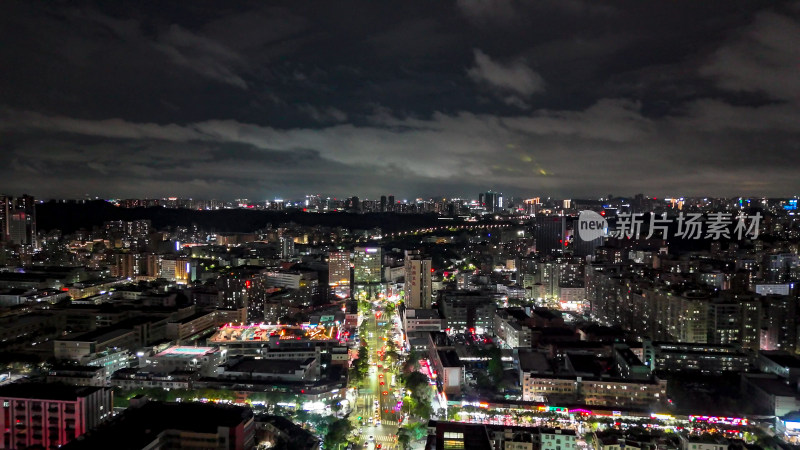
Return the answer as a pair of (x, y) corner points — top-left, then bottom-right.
(353, 246), (383, 300)
(0, 195), (10, 242)
(279, 236), (295, 259)
(328, 250), (351, 299)
(354, 247), (382, 284)
(535, 216), (566, 256)
(404, 250), (432, 309)
(569, 216), (604, 258)
(6, 194), (37, 248)
(480, 191), (503, 213)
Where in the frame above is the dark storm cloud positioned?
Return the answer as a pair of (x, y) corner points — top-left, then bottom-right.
(1, 0), (799, 200)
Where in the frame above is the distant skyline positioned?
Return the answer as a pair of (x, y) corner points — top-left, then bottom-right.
(2, 1), (800, 199)
(30, 193), (799, 204)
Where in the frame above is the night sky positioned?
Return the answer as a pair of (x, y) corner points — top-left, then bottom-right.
(1, 1), (799, 200)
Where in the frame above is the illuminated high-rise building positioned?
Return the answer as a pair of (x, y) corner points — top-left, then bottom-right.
(6, 194), (37, 248)
(480, 190), (503, 213)
(328, 250), (351, 299)
(404, 250), (432, 309)
(354, 247), (382, 284)
(353, 246), (383, 300)
(279, 236), (295, 259)
(0, 195), (10, 242)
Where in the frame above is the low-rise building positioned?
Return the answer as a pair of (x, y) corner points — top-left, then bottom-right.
(110, 369), (194, 390)
(65, 278), (126, 300)
(46, 366), (107, 387)
(614, 344), (650, 380)
(431, 350), (463, 395)
(426, 422), (577, 450)
(643, 341), (753, 374)
(404, 309), (445, 333)
(494, 310), (533, 349)
(439, 292), (496, 334)
(61, 399), (255, 450)
(54, 328), (139, 361)
(0, 312), (66, 351)
(139, 346), (226, 377)
(518, 349), (667, 407)
(217, 357), (320, 383)
(165, 310), (218, 343)
(758, 351), (800, 383)
(0, 382), (113, 450)
(741, 373), (800, 417)
(256, 415), (320, 450)
(678, 434), (731, 450)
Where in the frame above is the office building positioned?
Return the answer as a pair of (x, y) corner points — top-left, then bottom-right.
(5, 194), (37, 248)
(328, 250), (351, 299)
(404, 250), (432, 308)
(535, 216), (566, 256)
(354, 247), (382, 283)
(439, 291), (496, 334)
(279, 236), (295, 259)
(644, 341), (753, 374)
(353, 246), (383, 300)
(0, 196), (10, 242)
(480, 191), (503, 213)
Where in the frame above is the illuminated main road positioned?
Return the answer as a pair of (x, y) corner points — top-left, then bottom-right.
(355, 305), (402, 450)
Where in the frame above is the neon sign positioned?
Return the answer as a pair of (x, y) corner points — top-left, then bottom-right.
(690, 416), (748, 426)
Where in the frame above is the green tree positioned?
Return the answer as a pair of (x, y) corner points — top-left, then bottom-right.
(488, 356), (503, 384)
(358, 345), (369, 361)
(398, 428), (411, 450)
(324, 418), (354, 449)
(403, 371), (429, 396)
(405, 422), (427, 440)
(401, 350), (420, 374)
(402, 371), (433, 420)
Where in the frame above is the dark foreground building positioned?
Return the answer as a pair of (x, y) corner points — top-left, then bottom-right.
(63, 398), (255, 450)
(0, 382), (112, 450)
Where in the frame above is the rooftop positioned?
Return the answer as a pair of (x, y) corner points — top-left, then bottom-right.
(615, 346), (646, 367)
(227, 357), (315, 374)
(744, 374), (797, 397)
(438, 350), (461, 368)
(170, 310), (215, 324)
(60, 327), (134, 344)
(0, 382), (104, 401)
(761, 351), (800, 369)
(518, 350), (551, 374)
(62, 400), (253, 449)
(155, 346), (218, 358)
(406, 309), (441, 319)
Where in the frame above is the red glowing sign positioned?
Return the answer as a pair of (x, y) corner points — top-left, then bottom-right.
(689, 416), (748, 426)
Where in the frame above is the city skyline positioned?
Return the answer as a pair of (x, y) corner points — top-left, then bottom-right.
(2, 1), (800, 199)
(4, 2), (800, 449)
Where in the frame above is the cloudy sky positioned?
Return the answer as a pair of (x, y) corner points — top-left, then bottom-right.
(1, 0), (799, 201)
